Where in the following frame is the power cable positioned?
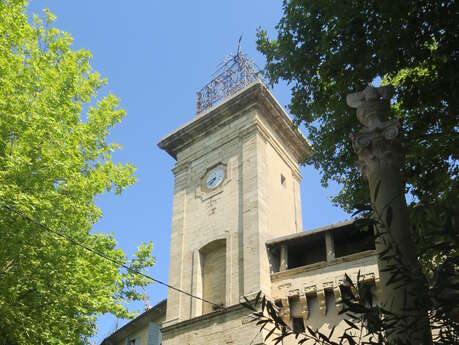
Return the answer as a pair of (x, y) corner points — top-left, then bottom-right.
(0, 197), (223, 310)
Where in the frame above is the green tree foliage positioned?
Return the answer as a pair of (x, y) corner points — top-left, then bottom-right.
(257, 0), (458, 209)
(257, 0), (458, 274)
(0, 1), (154, 344)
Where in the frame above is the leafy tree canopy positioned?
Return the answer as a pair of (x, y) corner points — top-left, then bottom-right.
(0, 1), (154, 344)
(257, 0), (458, 274)
(257, 0), (458, 210)
(255, 2), (458, 342)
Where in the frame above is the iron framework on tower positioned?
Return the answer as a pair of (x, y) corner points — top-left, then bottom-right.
(196, 46), (262, 114)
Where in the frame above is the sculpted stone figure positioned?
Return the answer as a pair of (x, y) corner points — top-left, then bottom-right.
(347, 85), (401, 180)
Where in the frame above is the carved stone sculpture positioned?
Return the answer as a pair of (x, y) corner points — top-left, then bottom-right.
(347, 85), (431, 344)
(347, 85), (402, 180)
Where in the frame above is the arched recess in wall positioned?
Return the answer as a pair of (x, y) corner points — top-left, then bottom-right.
(200, 238), (226, 314)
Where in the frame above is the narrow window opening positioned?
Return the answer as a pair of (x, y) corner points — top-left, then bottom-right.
(274, 299), (283, 309)
(280, 173), (286, 186)
(267, 246), (280, 273)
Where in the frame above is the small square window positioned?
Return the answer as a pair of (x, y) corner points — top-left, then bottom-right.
(292, 317), (305, 333)
(280, 174), (286, 186)
(274, 299), (283, 309)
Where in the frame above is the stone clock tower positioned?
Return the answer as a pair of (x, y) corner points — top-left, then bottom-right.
(158, 52), (310, 344)
(101, 52), (382, 345)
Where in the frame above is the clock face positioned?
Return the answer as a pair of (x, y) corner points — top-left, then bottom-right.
(205, 168), (225, 190)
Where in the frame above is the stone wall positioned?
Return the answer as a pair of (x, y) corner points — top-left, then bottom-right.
(112, 326), (149, 345)
(108, 311), (166, 345)
(158, 82), (311, 344)
(163, 96), (306, 328)
(161, 305), (264, 345)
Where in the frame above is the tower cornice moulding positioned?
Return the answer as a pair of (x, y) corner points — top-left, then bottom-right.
(158, 81), (311, 163)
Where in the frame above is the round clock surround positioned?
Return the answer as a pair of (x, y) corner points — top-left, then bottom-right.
(202, 165), (226, 192)
(205, 168), (225, 189)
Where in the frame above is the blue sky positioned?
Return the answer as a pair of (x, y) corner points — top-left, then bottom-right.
(27, 1), (348, 342)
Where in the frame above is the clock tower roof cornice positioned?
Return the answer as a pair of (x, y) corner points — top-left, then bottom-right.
(157, 81), (312, 162)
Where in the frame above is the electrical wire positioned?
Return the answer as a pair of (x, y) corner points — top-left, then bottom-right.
(0, 197), (223, 310)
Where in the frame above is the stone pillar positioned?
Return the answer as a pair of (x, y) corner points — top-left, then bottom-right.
(325, 231), (335, 262)
(279, 244), (288, 271)
(347, 86), (431, 343)
(164, 164), (188, 325)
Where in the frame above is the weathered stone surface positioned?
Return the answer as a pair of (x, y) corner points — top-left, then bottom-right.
(348, 85), (431, 344)
(159, 82), (310, 336)
(101, 83), (385, 345)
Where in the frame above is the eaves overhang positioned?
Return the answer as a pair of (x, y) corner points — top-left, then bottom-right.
(266, 219), (355, 248)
